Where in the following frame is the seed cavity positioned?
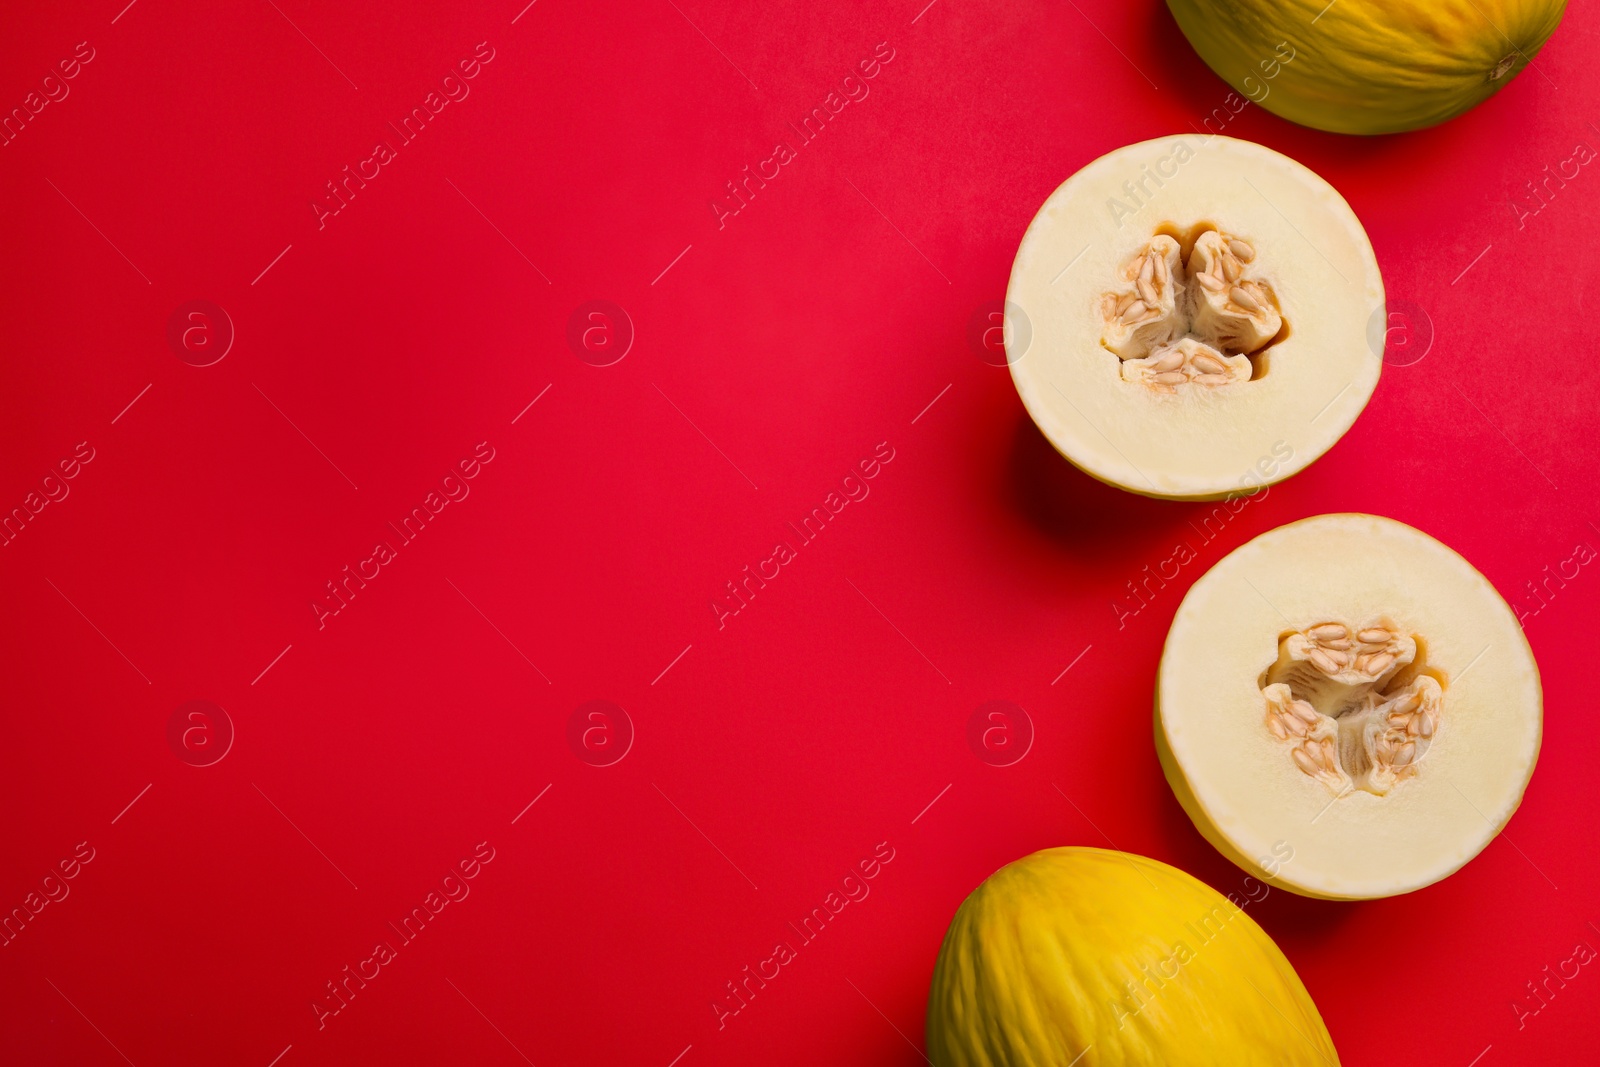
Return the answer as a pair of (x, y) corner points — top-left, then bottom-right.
(1099, 225), (1287, 391)
(1260, 619), (1447, 797)
(1119, 337), (1251, 392)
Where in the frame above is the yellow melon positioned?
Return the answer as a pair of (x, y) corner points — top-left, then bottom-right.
(1166, 0), (1567, 134)
(1007, 136), (1382, 500)
(926, 847), (1339, 1066)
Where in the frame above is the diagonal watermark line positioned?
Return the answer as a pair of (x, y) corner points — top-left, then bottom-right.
(111, 383), (152, 424)
(253, 383), (359, 489)
(663, 0), (760, 92)
(512, 383), (553, 424)
(1311, 381), (1352, 423)
(445, 577), (551, 682)
(511, 0), (539, 23)
(1243, 177), (1350, 284)
(45, 177), (151, 284)
(844, 577), (952, 685)
(1052, 643), (1093, 684)
(1461, 0), (1557, 90)
(911, 783), (952, 824)
(111, 0), (140, 23)
(111, 783), (152, 825)
(1048, 382), (1157, 490)
(445, 178), (552, 283)
(911, 383), (952, 424)
(844, 977), (934, 1066)
(251, 644), (293, 686)
(1242, 575), (1294, 627)
(1310, 0), (1339, 23)
(1455, 643), (1491, 684)
(652, 243), (693, 286)
(654, 782), (759, 889)
(1466, 1045), (1492, 1067)
(652, 644), (693, 685)
(1051, 243), (1091, 285)
(1310, 783), (1353, 824)
(252, 243), (293, 286)
(266, 1045), (293, 1067)
(44, 577), (151, 684)
(653, 383), (759, 489)
(1442, 776), (1557, 890)
(1238, 972), (1338, 1066)
(1061, 0), (1158, 90)
(253, 783), (359, 890)
(1053, 782), (1163, 894)
(1451, 243), (1493, 286)
(263, 0), (359, 90)
(511, 783), (552, 824)
(910, 0), (939, 24)
(446, 978), (536, 1065)
(1451, 380), (1558, 490)
(843, 176), (951, 284)
(45, 979), (136, 1066)
(667, 1045), (693, 1067)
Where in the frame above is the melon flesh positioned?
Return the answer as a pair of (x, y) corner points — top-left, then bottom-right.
(1165, 0), (1567, 135)
(1157, 514), (1542, 900)
(1007, 135), (1383, 500)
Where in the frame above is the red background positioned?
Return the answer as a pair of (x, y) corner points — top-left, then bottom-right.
(2, 1), (1597, 1064)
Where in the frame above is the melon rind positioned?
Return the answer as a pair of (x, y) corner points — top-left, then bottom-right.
(1007, 135), (1383, 501)
(1156, 513), (1542, 900)
(1166, 0), (1568, 135)
(926, 847), (1341, 1065)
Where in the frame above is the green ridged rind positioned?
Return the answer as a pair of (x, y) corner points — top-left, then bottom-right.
(1166, 0), (1566, 134)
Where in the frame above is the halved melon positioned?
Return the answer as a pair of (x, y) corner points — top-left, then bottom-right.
(1007, 136), (1383, 500)
(1157, 513), (1542, 900)
(1167, 0), (1567, 135)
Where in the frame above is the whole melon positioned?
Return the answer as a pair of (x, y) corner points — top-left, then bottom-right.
(1166, 0), (1566, 134)
(926, 847), (1338, 1066)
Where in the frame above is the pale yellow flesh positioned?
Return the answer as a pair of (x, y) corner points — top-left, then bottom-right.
(1157, 514), (1542, 900)
(926, 847), (1339, 1066)
(1007, 135), (1383, 501)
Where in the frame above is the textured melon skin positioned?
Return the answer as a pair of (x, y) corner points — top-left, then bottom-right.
(1167, 0), (1567, 134)
(926, 847), (1339, 1066)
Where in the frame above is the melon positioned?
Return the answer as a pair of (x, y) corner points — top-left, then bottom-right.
(1167, 0), (1567, 135)
(926, 847), (1339, 1066)
(1156, 514), (1542, 900)
(1007, 136), (1382, 501)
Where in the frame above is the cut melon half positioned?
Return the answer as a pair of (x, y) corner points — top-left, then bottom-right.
(1007, 135), (1384, 500)
(1157, 513), (1542, 900)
